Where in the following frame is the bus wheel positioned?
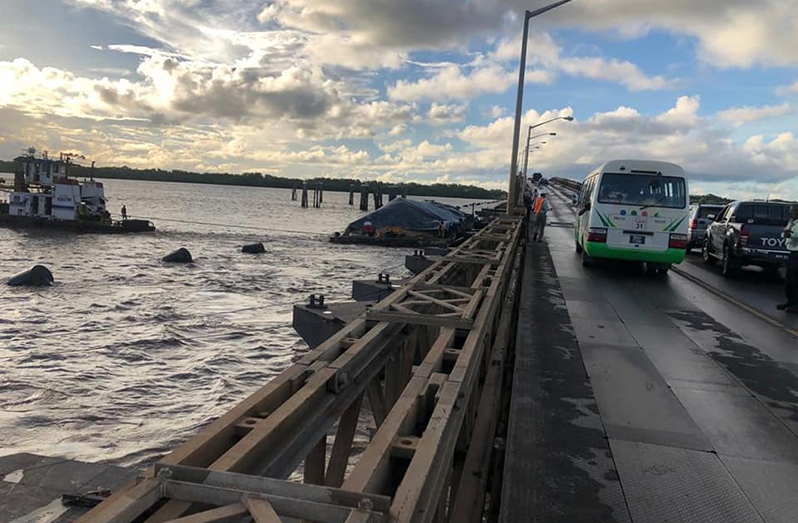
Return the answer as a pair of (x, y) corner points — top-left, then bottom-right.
(581, 248), (593, 267)
(657, 265), (671, 275)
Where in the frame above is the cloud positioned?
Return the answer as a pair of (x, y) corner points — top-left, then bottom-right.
(557, 57), (679, 91)
(388, 63), (550, 102)
(0, 56), (418, 138)
(453, 97), (798, 187)
(67, 0), (798, 73)
(776, 81), (798, 96)
(716, 103), (794, 127)
(491, 32), (678, 92)
(427, 103), (467, 124)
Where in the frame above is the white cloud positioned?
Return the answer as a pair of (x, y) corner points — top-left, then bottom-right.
(388, 63), (550, 102)
(0, 56), (418, 138)
(776, 81), (798, 96)
(427, 103), (467, 124)
(491, 32), (678, 92)
(557, 57), (679, 91)
(716, 103), (793, 127)
(452, 96), (798, 189)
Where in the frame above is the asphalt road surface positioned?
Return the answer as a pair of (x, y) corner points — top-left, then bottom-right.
(502, 184), (798, 523)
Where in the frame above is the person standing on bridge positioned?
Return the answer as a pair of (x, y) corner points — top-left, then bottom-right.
(779, 204), (798, 313)
(531, 190), (550, 242)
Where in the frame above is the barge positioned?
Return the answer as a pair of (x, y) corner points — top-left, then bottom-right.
(0, 149), (154, 234)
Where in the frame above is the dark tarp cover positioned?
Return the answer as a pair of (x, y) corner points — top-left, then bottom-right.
(345, 198), (469, 234)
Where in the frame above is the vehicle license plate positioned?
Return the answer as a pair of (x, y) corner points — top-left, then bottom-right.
(629, 234), (646, 245)
(772, 253), (788, 261)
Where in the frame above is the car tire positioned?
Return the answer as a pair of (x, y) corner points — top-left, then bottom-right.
(702, 240), (716, 265)
(657, 265), (671, 275)
(721, 244), (736, 277)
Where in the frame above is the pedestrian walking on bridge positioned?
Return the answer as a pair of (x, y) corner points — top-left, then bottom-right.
(531, 191), (550, 242)
(778, 204), (798, 313)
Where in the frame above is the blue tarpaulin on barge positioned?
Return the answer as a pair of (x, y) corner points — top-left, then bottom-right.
(345, 198), (468, 234)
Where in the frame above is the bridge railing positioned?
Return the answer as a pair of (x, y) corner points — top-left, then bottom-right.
(79, 215), (525, 523)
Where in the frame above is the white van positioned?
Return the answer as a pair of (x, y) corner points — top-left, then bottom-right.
(574, 160), (689, 274)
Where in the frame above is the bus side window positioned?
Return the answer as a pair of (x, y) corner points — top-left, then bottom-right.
(579, 179), (589, 208)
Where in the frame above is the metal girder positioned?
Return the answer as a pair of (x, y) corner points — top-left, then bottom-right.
(77, 216), (524, 523)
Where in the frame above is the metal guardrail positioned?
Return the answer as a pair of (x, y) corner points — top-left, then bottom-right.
(78, 215), (525, 523)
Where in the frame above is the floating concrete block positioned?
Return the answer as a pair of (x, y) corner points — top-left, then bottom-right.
(7, 265), (54, 286)
(405, 252), (434, 275)
(352, 280), (395, 302)
(162, 248), (192, 263)
(293, 300), (369, 349)
(242, 242), (266, 254)
(424, 246), (450, 256)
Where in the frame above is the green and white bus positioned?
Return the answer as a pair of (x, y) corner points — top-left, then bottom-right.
(574, 160), (689, 274)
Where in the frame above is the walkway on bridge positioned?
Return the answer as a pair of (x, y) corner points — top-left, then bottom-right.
(501, 185), (798, 523)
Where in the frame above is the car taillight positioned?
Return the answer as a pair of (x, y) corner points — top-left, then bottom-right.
(669, 233), (688, 249)
(587, 227), (607, 243)
(739, 225), (750, 248)
(689, 219), (696, 230)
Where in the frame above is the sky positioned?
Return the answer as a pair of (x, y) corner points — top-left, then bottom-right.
(1, 0), (798, 199)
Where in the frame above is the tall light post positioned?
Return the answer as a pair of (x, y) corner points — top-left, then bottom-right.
(507, 0), (578, 213)
(521, 139), (547, 196)
(522, 130), (556, 182)
(520, 114), (574, 187)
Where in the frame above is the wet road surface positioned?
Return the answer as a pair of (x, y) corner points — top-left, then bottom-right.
(501, 186), (798, 523)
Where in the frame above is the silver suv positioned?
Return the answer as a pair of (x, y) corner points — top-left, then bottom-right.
(687, 204), (723, 252)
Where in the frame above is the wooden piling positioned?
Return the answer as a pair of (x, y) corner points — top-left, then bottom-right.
(359, 185), (368, 211)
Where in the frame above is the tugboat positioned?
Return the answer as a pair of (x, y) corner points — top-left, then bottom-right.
(0, 148), (154, 233)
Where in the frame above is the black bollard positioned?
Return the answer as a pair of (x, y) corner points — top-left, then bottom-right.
(242, 242), (266, 254)
(7, 265), (54, 286)
(163, 248), (193, 263)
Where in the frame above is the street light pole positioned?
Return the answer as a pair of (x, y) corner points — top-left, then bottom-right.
(522, 130), (556, 182)
(507, 0), (577, 214)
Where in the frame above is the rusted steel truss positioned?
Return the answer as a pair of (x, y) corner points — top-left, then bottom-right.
(78, 216), (524, 523)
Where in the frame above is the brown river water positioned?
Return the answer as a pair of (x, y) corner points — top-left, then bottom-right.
(0, 178), (486, 467)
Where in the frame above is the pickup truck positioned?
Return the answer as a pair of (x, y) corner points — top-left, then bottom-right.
(703, 201), (792, 276)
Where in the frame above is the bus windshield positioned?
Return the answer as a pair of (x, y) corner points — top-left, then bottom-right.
(597, 173), (686, 209)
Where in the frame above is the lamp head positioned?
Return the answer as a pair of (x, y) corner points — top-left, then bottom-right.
(563, 116), (574, 121)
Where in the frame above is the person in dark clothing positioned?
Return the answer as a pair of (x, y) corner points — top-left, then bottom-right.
(778, 205), (798, 313)
(121, 205), (128, 221)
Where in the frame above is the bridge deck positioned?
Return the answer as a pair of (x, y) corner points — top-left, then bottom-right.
(500, 185), (798, 523)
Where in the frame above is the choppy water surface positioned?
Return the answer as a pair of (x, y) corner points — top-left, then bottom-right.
(0, 179), (482, 466)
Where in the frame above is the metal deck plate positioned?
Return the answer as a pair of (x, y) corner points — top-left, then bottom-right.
(501, 241), (631, 523)
(610, 439), (764, 523)
(625, 323), (740, 388)
(672, 388), (798, 464)
(580, 343), (711, 451)
(722, 455), (798, 523)
(571, 319), (638, 348)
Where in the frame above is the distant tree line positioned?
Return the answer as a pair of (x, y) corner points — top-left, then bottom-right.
(689, 194), (732, 205)
(0, 160), (506, 199)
